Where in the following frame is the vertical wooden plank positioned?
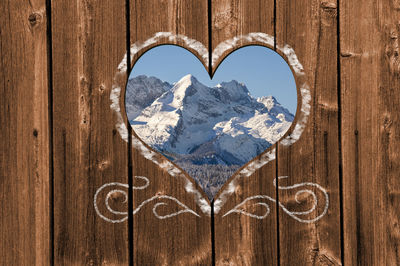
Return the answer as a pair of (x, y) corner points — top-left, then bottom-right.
(0, 0), (50, 265)
(276, 0), (342, 265)
(340, 0), (400, 264)
(130, 1), (212, 264)
(52, 1), (129, 264)
(210, 1), (278, 265)
(214, 162), (278, 265)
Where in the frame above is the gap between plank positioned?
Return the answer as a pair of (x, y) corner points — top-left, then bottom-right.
(336, 0), (345, 264)
(208, 0), (212, 76)
(211, 200), (216, 266)
(45, 0), (55, 264)
(273, 0), (277, 51)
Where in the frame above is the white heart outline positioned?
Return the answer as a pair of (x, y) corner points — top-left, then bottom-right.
(110, 32), (311, 216)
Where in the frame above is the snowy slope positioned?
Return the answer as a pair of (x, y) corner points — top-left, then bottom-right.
(125, 75), (173, 120)
(129, 74), (294, 166)
(127, 74), (294, 199)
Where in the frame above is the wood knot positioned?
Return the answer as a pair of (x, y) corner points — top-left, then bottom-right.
(28, 12), (42, 27)
(321, 1), (337, 11)
(99, 84), (106, 93)
(98, 160), (110, 171)
(341, 51), (363, 58)
(310, 248), (342, 265)
(108, 190), (125, 202)
(33, 129), (38, 137)
(213, 9), (238, 32)
(383, 115), (393, 130)
(84, 254), (98, 266)
(386, 24), (400, 75)
(393, 0), (400, 10)
(235, 185), (242, 196)
(80, 76), (88, 89)
(390, 29), (398, 40)
(340, 52), (353, 57)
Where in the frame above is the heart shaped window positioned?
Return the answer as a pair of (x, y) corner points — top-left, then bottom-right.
(125, 45), (297, 200)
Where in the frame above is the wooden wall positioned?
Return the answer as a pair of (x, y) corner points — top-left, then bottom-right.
(1, 0), (399, 265)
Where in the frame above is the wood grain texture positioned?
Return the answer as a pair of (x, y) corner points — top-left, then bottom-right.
(210, 1), (278, 265)
(0, 0), (50, 265)
(214, 161), (278, 265)
(131, 0), (209, 69)
(130, 1), (212, 265)
(276, 0), (342, 265)
(52, 0), (129, 264)
(211, 0), (275, 70)
(340, 0), (400, 264)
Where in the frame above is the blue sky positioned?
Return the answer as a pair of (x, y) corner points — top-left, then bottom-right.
(129, 45), (297, 113)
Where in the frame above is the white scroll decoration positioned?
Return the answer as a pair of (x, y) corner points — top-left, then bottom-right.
(223, 176), (329, 223)
(94, 176), (200, 223)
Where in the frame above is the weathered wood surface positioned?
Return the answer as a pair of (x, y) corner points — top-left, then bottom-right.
(52, 0), (129, 264)
(130, 0), (212, 265)
(276, 0), (342, 265)
(340, 0), (400, 264)
(1, 0), (400, 265)
(0, 0), (51, 265)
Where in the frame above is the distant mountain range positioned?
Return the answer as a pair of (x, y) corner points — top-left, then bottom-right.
(126, 74), (294, 199)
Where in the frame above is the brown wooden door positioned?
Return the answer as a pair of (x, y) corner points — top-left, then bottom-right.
(1, 0), (400, 265)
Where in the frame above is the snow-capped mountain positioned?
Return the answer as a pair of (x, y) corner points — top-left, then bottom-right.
(126, 74), (294, 198)
(125, 75), (173, 119)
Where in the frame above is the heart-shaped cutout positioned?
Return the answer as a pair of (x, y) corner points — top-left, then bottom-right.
(125, 45), (297, 200)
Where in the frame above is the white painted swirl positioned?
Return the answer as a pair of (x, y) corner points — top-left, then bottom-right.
(223, 176), (329, 223)
(94, 182), (129, 223)
(94, 176), (200, 223)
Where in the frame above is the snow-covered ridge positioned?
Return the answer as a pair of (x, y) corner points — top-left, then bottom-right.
(125, 75), (173, 119)
(126, 74), (294, 199)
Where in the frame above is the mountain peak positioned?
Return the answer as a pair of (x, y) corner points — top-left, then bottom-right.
(177, 73), (197, 84)
(224, 79), (240, 84)
(221, 79), (247, 89)
(172, 74), (200, 92)
(217, 80), (250, 102)
(163, 74), (204, 108)
(258, 95), (277, 102)
(132, 74), (147, 79)
(182, 73), (193, 79)
(257, 95), (278, 109)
